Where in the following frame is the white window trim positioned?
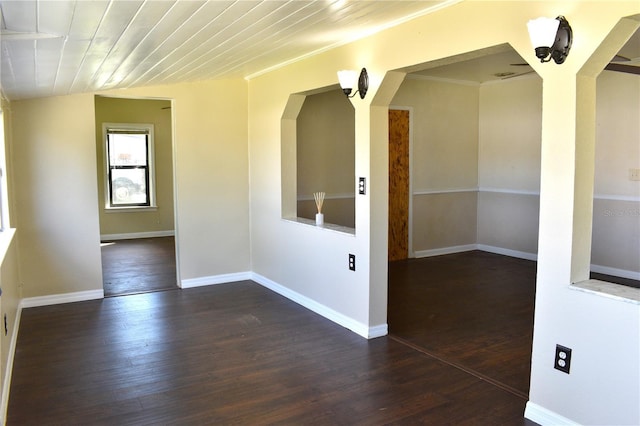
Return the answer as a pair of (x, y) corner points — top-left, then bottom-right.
(102, 122), (157, 210)
(0, 109), (9, 231)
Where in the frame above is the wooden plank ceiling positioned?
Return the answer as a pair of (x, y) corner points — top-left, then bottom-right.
(0, 0), (455, 100)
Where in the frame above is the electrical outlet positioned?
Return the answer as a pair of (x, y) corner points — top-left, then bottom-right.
(554, 344), (572, 374)
(358, 177), (366, 195)
(630, 168), (640, 181)
(348, 254), (356, 271)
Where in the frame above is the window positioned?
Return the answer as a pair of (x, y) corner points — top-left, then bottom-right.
(103, 123), (155, 209)
(0, 108), (9, 230)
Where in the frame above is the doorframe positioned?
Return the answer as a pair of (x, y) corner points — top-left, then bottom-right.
(389, 105), (414, 258)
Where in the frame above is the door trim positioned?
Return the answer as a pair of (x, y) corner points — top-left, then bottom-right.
(390, 106), (414, 258)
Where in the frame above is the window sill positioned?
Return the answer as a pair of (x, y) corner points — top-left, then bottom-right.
(284, 217), (355, 236)
(105, 206), (157, 213)
(572, 279), (640, 305)
(0, 228), (16, 266)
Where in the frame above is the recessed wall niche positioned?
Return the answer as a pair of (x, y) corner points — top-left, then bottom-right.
(282, 87), (355, 229)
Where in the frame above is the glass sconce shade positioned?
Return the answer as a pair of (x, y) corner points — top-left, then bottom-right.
(337, 68), (368, 99)
(337, 70), (358, 96)
(527, 17), (560, 49)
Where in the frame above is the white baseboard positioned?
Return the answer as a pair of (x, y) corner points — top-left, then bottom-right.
(0, 303), (22, 425)
(413, 244), (476, 258)
(476, 244), (538, 261)
(181, 272), (252, 289)
(416, 244), (639, 281)
(20, 289), (104, 309)
(414, 244), (537, 261)
(251, 272), (385, 339)
(368, 323), (388, 338)
(525, 402), (579, 425)
(590, 264), (640, 281)
(100, 230), (175, 241)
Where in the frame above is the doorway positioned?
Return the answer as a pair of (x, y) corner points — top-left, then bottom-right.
(95, 96), (178, 297)
(388, 108), (410, 261)
(386, 46), (541, 398)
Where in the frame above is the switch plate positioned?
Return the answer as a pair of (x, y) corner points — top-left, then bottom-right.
(348, 254), (356, 271)
(630, 169), (640, 181)
(554, 344), (572, 374)
(358, 177), (366, 195)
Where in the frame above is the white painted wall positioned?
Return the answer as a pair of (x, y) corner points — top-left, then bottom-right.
(529, 11), (639, 424)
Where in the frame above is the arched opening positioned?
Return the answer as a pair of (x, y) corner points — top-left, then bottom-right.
(384, 44), (542, 397)
(589, 27), (640, 288)
(281, 87), (356, 232)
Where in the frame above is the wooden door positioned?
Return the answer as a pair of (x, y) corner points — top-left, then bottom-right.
(388, 109), (410, 261)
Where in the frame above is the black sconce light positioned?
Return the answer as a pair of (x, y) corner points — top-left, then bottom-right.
(527, 15), (572, 64)
(337, 68), (368, 99)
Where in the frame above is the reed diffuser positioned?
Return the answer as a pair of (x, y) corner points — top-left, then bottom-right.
(314, 191), (325, 226)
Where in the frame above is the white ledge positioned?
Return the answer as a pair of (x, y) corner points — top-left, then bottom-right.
(283, 217), (355, 236)
(571, 279), (640, 305)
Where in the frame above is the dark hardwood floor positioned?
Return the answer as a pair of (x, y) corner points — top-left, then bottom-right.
(101, 237), (177, 297)
(590, 272), (640, 288)
(7, 281), (536, 425)
(388, 251), (537, 398)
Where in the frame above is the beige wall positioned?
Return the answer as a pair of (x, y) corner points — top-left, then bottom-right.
(11, 94), (104, 297)
(101, 81), (251, 282)
(394, 69), (638, 274)
(592, 70), (640, 273)
(395, 77), (479, 191)
(477, 191), (540, 254)
(296, 88), (355, 227)
(391, 77), (480, 253)
(95, 96), (175, 237)
(249, 3), (640, 424)
(389, 75), (541, 256)
(413, 191), (478, 250)
(10, 79), (249, 295)
(595, 71), (640, 197)
(478, 78), (542, 191)
(477, 76), (543, 256)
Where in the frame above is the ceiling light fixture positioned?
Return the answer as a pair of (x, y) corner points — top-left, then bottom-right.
(337, 68), (368, 99)
(527, 15), (572, 64)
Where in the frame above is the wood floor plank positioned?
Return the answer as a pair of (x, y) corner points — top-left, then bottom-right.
(7, 281), (534, 425)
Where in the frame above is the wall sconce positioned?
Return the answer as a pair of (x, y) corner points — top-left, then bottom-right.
(527, 15), (572, 64)
(337, 68), (368, 99)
